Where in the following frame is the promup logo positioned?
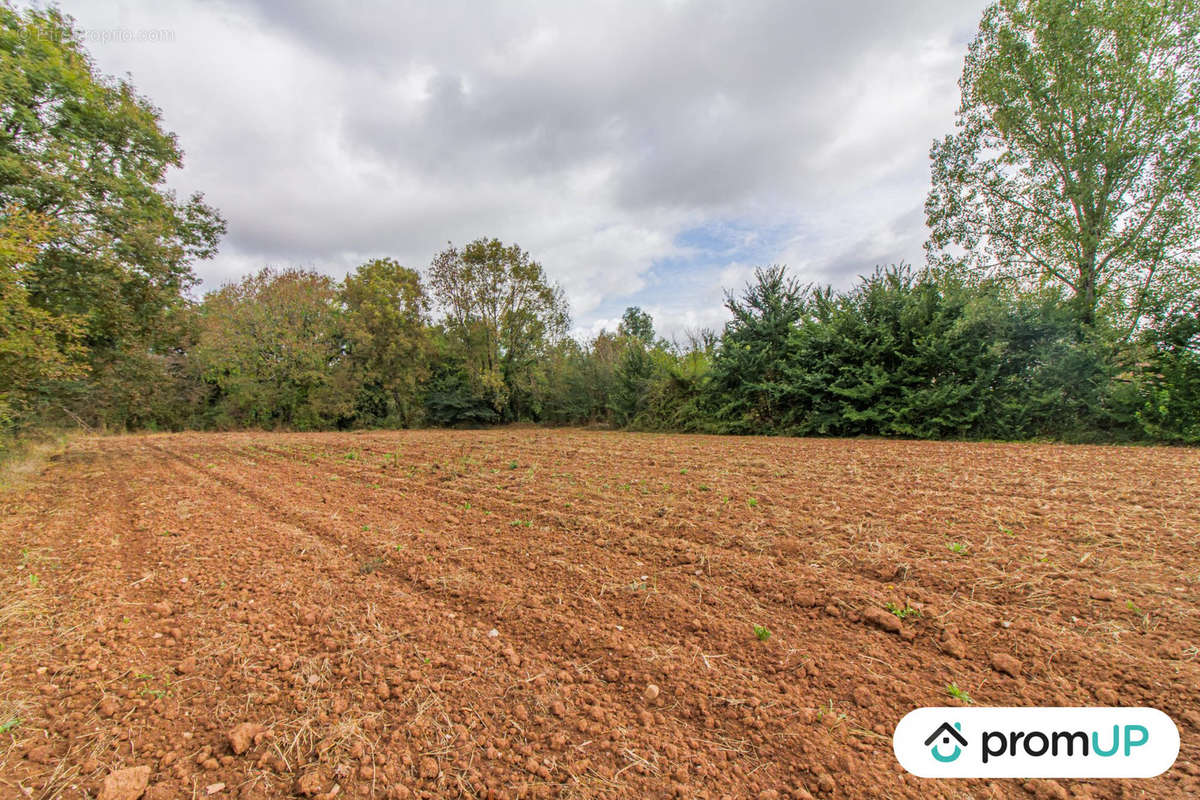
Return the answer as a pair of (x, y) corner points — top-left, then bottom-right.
(924, 721), (967, 763)
(894, 708), (1179, 779)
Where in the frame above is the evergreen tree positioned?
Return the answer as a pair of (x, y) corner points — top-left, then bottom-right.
(707, 266), (808, 432)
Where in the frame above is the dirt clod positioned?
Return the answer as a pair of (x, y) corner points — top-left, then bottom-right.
(227, 722), (266, 755)
(990, 653), (1022, 678)
(98, 765), (152, 800)
(940, 637), (966, 659)
(2, 430), (1197, 800)
(862, 607), (902, 634)
(295, 771), (327, 796)
(26, 745), (53, 764)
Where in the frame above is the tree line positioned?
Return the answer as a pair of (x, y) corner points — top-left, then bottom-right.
(2, 0), (1198, 448)
(11, 244), (1199, 444)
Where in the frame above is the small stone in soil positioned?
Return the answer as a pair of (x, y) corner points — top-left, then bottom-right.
(863, 607), (902, 634)
(227, 722), (266, 755)
(98, 765), (152, 800)
(990, 653), (1022, 678)
(294, 771), (326, 797)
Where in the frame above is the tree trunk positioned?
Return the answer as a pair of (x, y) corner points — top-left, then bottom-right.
(1078, 248), (1098, 327)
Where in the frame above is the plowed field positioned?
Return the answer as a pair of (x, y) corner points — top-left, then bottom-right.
(1, 430), (1198, 799)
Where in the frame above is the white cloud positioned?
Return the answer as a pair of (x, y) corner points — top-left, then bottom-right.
(50, 0), (990, 338)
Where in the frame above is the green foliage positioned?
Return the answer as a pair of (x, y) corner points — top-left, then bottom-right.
(189, 268), (352, 430)
(707, 266), (808, 432)
(611, 340), (656, 426)
(0, 206), (85, 431)
(428, 238), (570, 421)
(927, 0), (1200, 329)
(1131, 297), (1200, 442)
(85, 340), (199, 432)
(946, 683), (974, 704)
(753, 624), (771, 641)
(635, 347), (712, 432)
(341, 258), (431, 427)
(779, 267), (1002, 438)
(2, 1), (1195, 445)
(978, 295), (1129, 440)
(700, 264), (1138, 441)
(618, 306), (656, 346)
(886, 601), (921, 620)
(532, 338), (612, 425)
(0, 4), (225, 431)
(423, 340), (501, 427)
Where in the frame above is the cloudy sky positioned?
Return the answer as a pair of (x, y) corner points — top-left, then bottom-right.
(55, 0), (988, 339)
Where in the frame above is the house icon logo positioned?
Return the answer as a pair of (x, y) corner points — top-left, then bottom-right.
(925, 721), (967, 763)
(896, 707), (1180, 778)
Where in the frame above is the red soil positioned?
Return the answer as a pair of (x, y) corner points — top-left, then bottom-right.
(1, 430), (1197, 799)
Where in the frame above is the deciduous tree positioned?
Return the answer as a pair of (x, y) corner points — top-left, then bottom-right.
(0, 206), (84, 432)
(926, 0), (1200, 328)
(341, 258), (431, 426)
(618, 306), (655, 346)
(428, 238), (569, 419)
(0, 3), (224, 425)
(190, 269), (350, 430)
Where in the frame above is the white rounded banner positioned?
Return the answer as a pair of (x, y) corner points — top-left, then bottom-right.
(894, 707), (1179, 778)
